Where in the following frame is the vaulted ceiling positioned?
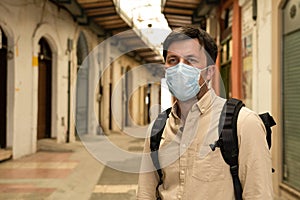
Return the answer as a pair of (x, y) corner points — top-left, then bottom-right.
(76, 0), (129, 34)
(51, 0), (163, 64)
(51, 0), (219, 66)
(162, 0), (201, 28)
(162, 0), (220, 29)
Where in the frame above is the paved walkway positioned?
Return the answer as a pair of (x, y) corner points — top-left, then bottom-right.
(0, 127), (147, 200)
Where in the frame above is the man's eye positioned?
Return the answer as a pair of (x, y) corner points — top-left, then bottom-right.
(167, 58), (178, 64)
(187, 58), (198, 64)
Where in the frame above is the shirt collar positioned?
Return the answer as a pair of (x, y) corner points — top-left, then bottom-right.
(195, 89), (216, 114)
(171, 89), (217, 118)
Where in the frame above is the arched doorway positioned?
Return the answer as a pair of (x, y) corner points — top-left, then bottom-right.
(37, 37), (52, 139)
(0, 27), (7, 148)
(76, 32), (89, 135)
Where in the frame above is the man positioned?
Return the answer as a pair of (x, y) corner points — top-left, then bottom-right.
(137, 26), (273, 200)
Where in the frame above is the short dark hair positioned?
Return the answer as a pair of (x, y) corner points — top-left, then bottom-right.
(163, 26), (218, 65)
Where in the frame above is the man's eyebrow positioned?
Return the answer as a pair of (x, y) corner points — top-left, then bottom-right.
(184, 55), (199, 59)
(166, 54), (178, 58)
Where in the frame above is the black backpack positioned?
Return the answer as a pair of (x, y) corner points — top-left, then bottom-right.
(150, 98), (276, 200)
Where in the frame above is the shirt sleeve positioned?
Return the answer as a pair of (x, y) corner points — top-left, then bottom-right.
(237, 108), (274, 200)
(137, 125), (159, 200)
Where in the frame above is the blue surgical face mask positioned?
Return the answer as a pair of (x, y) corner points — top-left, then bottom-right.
(165, 63), (208, 101)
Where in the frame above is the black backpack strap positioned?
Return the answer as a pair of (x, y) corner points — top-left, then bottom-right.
(218, 98), (244, 200)
(259, 112), (276, 149)
(211, 98), (276, 199)
(259, 112), (276, 173)
(150, 107), (171, 200)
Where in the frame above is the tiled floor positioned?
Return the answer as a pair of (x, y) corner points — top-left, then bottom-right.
(0, 183), (56, 194)
(90, 166), (139, 200)
(0, 151), (78, 199)
(0, 131), (145, 200)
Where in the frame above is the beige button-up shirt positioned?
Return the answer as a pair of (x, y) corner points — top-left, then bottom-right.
(137, 90), (273, 200)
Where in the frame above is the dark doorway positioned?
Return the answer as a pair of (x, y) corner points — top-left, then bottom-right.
(0, 27), (7, 148)
(220, 63), (231, 98)
(146, 84), (151, 124)
(37, 37), (52, 139)
(109, 83), (112, 130)
(124, 66), (130, 127)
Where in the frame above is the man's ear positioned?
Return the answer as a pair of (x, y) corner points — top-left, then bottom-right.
(206, 65), (215, 81)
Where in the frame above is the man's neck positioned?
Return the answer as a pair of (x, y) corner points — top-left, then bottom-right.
(176, 84), (209, 125)
(178, 97), (198, 122)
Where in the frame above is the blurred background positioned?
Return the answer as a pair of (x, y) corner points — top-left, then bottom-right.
(0, 0), (299, 199)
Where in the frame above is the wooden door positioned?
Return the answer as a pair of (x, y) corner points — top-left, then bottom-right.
(37, 38), (52, 139)
(0, 27), (7, 148)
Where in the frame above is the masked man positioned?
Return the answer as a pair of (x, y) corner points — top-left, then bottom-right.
(137, 26), (273, 200)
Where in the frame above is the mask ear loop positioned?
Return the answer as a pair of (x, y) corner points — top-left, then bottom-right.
(198, 65), (211, 89)
(199, 79), (207, 89)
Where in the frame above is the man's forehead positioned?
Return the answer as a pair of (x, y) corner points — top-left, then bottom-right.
(166, 49), (203, 55)
(167, 39), (203, 52)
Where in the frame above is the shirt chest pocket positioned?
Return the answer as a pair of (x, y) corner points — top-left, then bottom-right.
(192, 147), (226, 182)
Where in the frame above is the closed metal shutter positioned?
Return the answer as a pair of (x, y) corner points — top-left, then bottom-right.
(282, 29), (300, 190)
(76, 32), (89, 135)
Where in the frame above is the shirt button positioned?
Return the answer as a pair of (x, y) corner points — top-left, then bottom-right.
(177, 194), (182, 199)
(180, 170), (185, 175)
